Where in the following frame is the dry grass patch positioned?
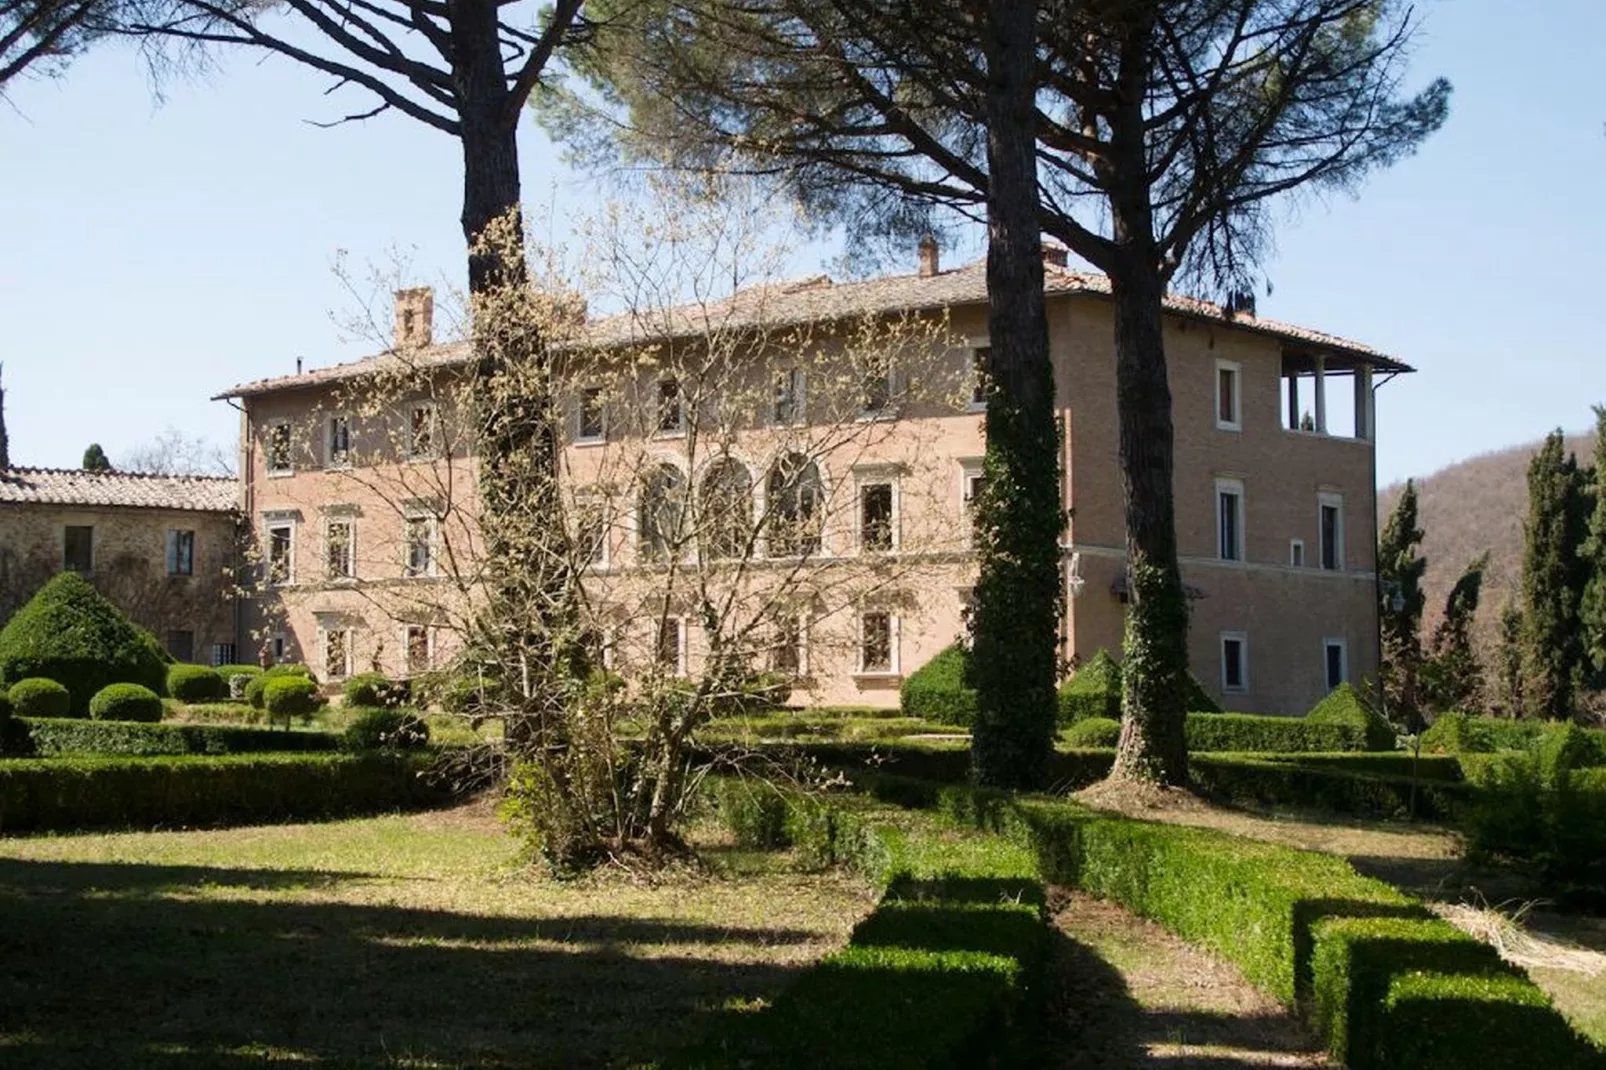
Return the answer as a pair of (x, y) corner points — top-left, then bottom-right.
(0, 799), (872, 1068)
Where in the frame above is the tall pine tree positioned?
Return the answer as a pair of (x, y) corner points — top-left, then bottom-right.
(1423, 553), (1488, 714)
(1521, 430), (1589, 719)
(1378, 480), (1427, 722)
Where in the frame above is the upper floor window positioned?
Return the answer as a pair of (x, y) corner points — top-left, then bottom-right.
(766, 454), (823, 557)
(577, 386), (606, 443)
(266, 420), (292, 475)
(960, 460), (987, 542)
(700, 457), (753, 561)
(265, 521), (295, 585)
(1216, 478), (1244, 562)
(657, 378), (685, 435)
(1221, 632), (1249, 693)
(326, 520), (356, 581)
(407, 403), (439, 460)
(639, 463), (687, 563)
(327, 414), (352, 468)
(166, 529), (195, 576)
(859, 478), (896, 553)
(404, 514), (436, 578)
(1216, 360), (1241, 431)
(861, 364), (901, 417)
(1319, 493), (1344, 571)
(63, 525), (93, 573)
(773, 368), (805, 426)
(969, 346), (991, 410)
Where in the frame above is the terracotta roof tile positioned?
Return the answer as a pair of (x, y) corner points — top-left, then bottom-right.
(0, 468), (238, 512)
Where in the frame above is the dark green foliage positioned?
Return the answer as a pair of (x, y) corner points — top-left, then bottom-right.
(1189, 755), (1472, 822)
(1377, 479), (1427, 724)
(900, 643), (976, 726)
(1062, 717), (1120, 747)
(343, 708), (430, 751)
(88, 683), (163, 723)
(415, 669), (499, 715)
(16, 717), (339, 757)
(216, 664), (262, 700)
(245, 664), (316, 709)
(166, 664), (225, 703)
(1420, 712), (1544, 754)
(0, 753), (444, 832)
(1422, 553), (1488, 715)
(1521, 430), (1589, 719)
(1251, 752), (1466, 782)
(81, 443), (112, 471)
(0, 572), (169, 715)
(1056, 649), (1123, 723)
(1582, 405), (1606, 681)
(1185, 712), (1365, 753)
(9, 677), (69, 719)
(1307, 684), (1397, 751)
(262, 676), (322, 719)
(343, 672), (411, 708)
(1495, 600), (1525, 716)
(0, 690), (11, 728)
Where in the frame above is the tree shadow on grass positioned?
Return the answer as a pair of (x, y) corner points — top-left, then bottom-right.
(0, 857), (820, 1069)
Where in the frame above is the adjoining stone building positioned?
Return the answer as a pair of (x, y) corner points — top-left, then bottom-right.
(219, 245), (1408, 715)
(0, 468), (243, 665)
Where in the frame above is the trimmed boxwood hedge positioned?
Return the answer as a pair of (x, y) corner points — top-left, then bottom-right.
(1185, 711), (1365, 753)
(1190, 755), (1473, 822)
(14, 717), (340, 757)
(167, 664), (225, 703)
(1062, 716), (1120, 747)
(0, 753), (445, 832)
(899, 643), (976, 726)
(10, 678), (70, 719)
(1307, 683), (1396, 751)
(1056, 649), (1123, 723)
(88, 683), (163, 723)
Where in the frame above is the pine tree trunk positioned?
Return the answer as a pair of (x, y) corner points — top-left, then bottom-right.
(968, 0), (1059, 790)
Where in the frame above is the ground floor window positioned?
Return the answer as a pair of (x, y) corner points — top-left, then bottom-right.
(769, 613), (807, 676)
(655, 617), (685, 676)
(1220, 632), (1248, 694)
(859, 611), (896, 674)
(405, 625), (433, 675)
(166, 630), (194, 663)
(325, 628), (353, 680)
(1324, 638), (1348, 691)
(210, 643), (236, 668)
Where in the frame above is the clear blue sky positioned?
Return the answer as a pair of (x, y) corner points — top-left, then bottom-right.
(2, 0), (1602, 485)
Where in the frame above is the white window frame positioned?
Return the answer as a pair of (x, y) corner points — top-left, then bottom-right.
(856, 466), (901, 553)
(264, 519), (296, 587)
(209, 643), (236, 669)
(1215, 359), (1242, 432)
(403, 624), (435, 675)
(859, 366), (902, 419)
(324, 627), (353, 681)
(772, 367), (806, 426)
(324, 518), (356, 582)
(1318, 492), (1345, 572)
(656, 615), (687, 677)
(326, 413), (353, 469)
(1220, 631), (1249, 694)
(769, 610), (810, 677)
(265, 419), (293, 476)
(1289, 538), (1306, 568)
(857, 610), (900, 676)
(405, 402), (440, 461)
(656, 377), (686, 436)
(959, 458), (986, 545)
(403, 513), (439, 579)
(1324, 637), (1348, 691)
(576, 386), (607, 444)
(968, 341), (991, 412)
(1215, 477), (1245, 563)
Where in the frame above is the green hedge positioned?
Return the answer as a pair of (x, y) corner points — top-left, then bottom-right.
(1056, 649), (1122, 723)
(10, 678), (70, 719)
(12, 717), (340, 758)
(262, 676), (322, 719)
(754, 739), (1115, 792)
(899, 643), (976, 726)
(167, 664), (225, 704)
(89, 683), (163, 723)
(1307, 683), (1397, 751)
(1190, 754), (1472, 822)
(1185, 711), (1364, 753)
(0, 753), (444, 832)
(1252, 751), (1465, 782)
(343, 708), (430, 752)
(1062, 716), (1120, 748)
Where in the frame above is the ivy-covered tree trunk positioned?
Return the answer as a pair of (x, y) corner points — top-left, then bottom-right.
(968, 0), (1059, 790)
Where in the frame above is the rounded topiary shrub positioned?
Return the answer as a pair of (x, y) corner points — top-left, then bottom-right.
(247, 664), (317, 709)
(261, 675), (323, 720)
(10, 677), (72, 719)
(89, 682), (164, 723)
(344, 707), (430, 751)
(343, 672), (389, 708)
(900, 643), (978, 726)
(1063, 716), (1121, 747)
(0, 572), (169, 716)
(167, 664), (225, 703)
(217, 664), (262, 700)
(1057, 650), (1123, 724)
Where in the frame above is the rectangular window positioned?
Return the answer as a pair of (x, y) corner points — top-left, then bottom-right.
(656, 616), (685, 676)
(1324, 638), (1348, 690)
(166, 629), (194, 663)
(266, 522), (294, 586)
(773, 368), (805, 425)
(577, 386), (606, 442)
(407, 403), (438, 459)
(1216, 479), (1244, 562)
(405, 625), (433, 674)
(575, 500), (607, 567)
(266, 420), (292, 474)
(1221, 632), (1248, 693)
(970, 347), (991, 410)
(769, 613), (807, 676)
(1319, 494), (1344, 571)
(1216, 360), (1241, 431)
(860, 481), (895, 552)
(404, 516), (436, 578)
(325, 520), (355, 581)
(859, 611), (895, 674)
(210, 643), (236, 668)
(862, 367), (897, 415)
(62, 525), (93, 572)
(269, 633), (287, 663)
(961, 463), (987, 543)
(166, 529), (195, 576)
(1290, 538), (1305, 568)
(325, 628), (352, 680)
(327, 414), (352, 468)
(657, 378), (685, 434)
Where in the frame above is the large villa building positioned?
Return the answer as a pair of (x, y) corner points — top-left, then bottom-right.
(215, 245), (1405, 715)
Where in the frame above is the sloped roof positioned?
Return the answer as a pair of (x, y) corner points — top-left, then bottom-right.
(0, 468), (238, 513)
(217, 258), (1409, 399)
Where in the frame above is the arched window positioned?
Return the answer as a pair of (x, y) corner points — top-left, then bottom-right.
(766, 453), (823, 557)
(700, 457), (753, 560)
(638, 463), (686, 563)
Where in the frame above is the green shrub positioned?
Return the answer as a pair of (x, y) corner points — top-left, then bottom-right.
(343, 707), (430, 751)
(1185, 711), (1363, 753)
(216, 664), (262, 700)
(166, 664), (225, 704)
(1463, 743), (1606, 905)
(262, 676), (322, 720)
(0, 690), (11, 726)
(1420, 712), (1544, 755)
(1253, 752), (1465, 782)
(1056, 649), (1122, 724)
(0, 753), (444, 832)
(0, 573), (169, 715)
(900, 643), (978, 726)
(1189, 755), (1471, 822)
(245, 664), (316, 710)
(416, 669), (499, 715)
(1062, 716), (1120, 747)
(1307, 683), (1396, 751)
(88, 683), (164, 723)
(16, 717), (339, 757)
(9, 678), (70, 719)
(342, 673), (390, 707)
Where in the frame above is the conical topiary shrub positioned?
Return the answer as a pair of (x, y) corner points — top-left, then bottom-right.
(0, 572), (169, 717)
(1057, 649), (1123, 724)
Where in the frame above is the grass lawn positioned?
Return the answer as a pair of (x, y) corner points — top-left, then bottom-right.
(0, 801), (872, 1068)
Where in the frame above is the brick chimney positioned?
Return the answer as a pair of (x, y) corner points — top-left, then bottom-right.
(394, 287), (434, 349)
(917, 234), (939, 277)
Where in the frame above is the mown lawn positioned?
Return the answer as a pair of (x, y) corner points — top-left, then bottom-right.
(0, 801), (872, 1068)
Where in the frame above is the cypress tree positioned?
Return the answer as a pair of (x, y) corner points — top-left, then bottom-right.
(1377, 480), (1427, 723)
(1424, 552), (1488, 714)
(1521, 431), (1588, 719)
(1580, 405), (1606, 680)
(81, 443), (112, 472)
(0, 362), (9, 470)
(1496, 599), (1525, 718)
